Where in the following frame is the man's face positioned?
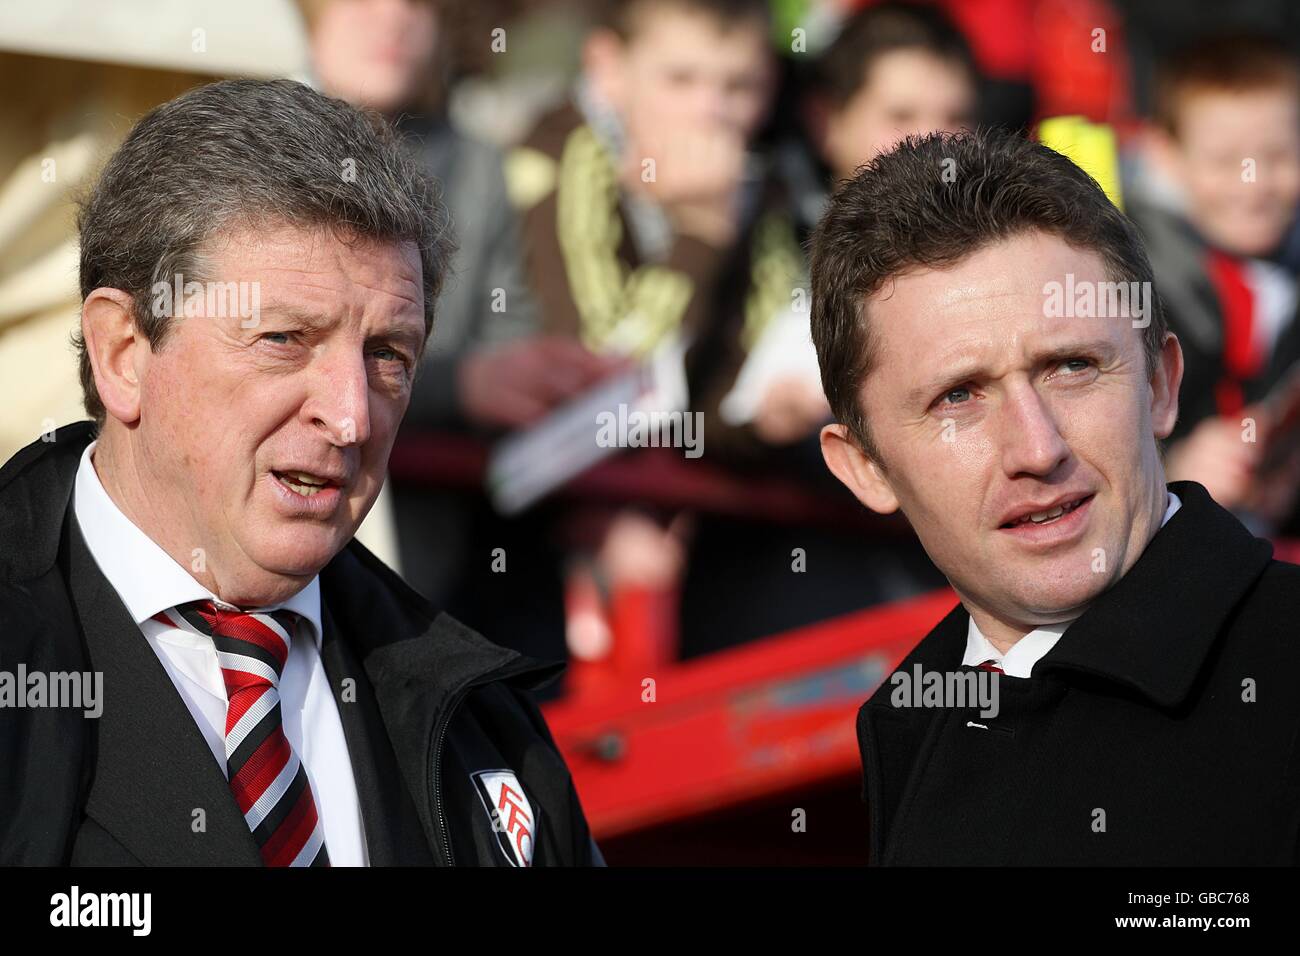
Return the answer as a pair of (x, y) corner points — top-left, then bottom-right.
(594, 9), (774, 144)
(825, 49), (976, 182)
(825, 231), (1180, 633)
(1170, 87), (1300, 257)
(311, 0), (438, 115)
(134, 223), (424, 600)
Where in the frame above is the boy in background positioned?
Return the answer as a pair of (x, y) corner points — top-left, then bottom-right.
(508, 0), (793, 358)
(505, 0), (806, 661)
(1132, 35), (1300, 526)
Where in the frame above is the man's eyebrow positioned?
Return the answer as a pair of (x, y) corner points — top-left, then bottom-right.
(257, 308), (424, 346)
(368, 323), (425, 351)
(906, 337), (1119, 405)
(256, 307), (333, 329)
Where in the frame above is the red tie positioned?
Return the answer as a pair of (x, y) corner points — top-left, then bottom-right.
(977, 661), (1004, 673)
(153, 600), (330, 866)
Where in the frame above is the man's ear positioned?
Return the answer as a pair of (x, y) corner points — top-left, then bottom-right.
(81, 288), (145, 426)
(820, 422), (900, 514)
(1151, 330), (1184, 440)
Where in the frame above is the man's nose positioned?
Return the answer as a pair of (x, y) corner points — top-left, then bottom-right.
(306, 350), (372, 447)
(998, 383), (1071, 478)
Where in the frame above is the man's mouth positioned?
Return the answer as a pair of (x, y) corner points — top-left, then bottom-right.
(272, 470), (338, 498)
(999, 494), (1094, 529)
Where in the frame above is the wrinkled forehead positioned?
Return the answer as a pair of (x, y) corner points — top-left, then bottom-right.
(863, 234), (1143, 395)
(196, 222), (426, 330)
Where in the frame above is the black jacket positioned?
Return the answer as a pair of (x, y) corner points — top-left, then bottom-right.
(0, 421), (601, 866)
(857, 480), (1300, 865)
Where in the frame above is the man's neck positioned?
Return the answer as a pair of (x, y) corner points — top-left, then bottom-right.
(964, 483), (1171, 654)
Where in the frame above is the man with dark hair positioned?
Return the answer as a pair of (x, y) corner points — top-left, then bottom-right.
(0, 78), (600, 866)
(813, 127), (1300, 864)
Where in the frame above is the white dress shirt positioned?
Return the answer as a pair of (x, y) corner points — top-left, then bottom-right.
(963, 491), (1183, 677)
(73, 440), (369, 865)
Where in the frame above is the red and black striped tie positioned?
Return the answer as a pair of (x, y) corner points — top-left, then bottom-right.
(153, 599), (330, 867)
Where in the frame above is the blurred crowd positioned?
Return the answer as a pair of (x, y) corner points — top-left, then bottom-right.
(4, 0), (1300, 697)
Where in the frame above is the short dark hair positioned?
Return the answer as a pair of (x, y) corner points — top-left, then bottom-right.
(1155, 34), (1300, 137)
(817, 1), (976, 109)
(810, 127), (1168, 465)
(73, 78), (454, 430)
(594, 0), (771, 40)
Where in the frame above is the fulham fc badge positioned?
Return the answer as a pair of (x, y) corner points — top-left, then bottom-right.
(471, 769), (537, 866)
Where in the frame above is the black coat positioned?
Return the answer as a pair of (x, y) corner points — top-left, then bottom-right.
(857, 480), (1300, 865)
(0, 421), (600, 866)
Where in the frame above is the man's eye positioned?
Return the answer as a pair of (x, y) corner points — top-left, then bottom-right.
(938, 386), (972, 407)
(371, 347), (410, 366)
(260, 331), (292, 345)
(1059, 358), (1093, 374)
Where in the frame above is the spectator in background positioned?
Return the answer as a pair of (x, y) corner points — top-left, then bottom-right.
(508, 0), (793, 359)
(1129, 35), (1300, 528)
(299, 0), (615, 606)
(504, 0), (808, 662)
(817, 2), (977, 186)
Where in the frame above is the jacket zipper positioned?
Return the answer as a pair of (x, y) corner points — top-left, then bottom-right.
(428, 660), (558, 867)
(431, 686), (470, 866)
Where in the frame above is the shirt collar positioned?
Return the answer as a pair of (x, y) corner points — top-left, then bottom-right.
(71, 439), (323, 647)
(962, 490), (1183, 677)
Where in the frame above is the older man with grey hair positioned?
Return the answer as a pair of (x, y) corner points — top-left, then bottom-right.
(0, 78), (600, 867)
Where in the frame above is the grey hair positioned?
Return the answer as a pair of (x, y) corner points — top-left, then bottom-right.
(72, 77), (455, 429)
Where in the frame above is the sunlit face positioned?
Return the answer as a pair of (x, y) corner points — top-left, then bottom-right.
(825, 231), (1181, 634)
(310, 0), (438, 114)
(594, 8), (774, 143)
(1170, 87), (1300, 257)
(825, 49), (976, 182)
(133, 222), (425, 600)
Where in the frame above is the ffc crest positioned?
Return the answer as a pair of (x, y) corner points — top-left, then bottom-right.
(471, 769), (537, 866)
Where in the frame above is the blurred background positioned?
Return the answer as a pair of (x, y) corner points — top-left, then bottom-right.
(4, 0), (1300, 864)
